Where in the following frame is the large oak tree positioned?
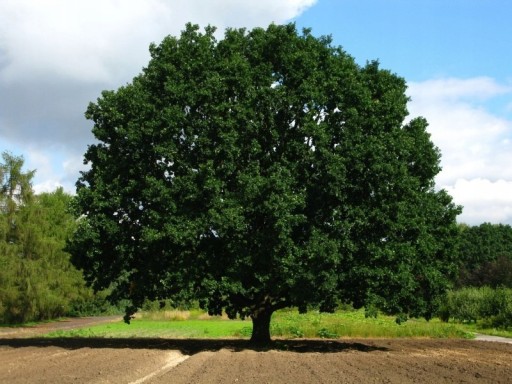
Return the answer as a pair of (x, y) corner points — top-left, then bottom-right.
(69, 24), (461, 343)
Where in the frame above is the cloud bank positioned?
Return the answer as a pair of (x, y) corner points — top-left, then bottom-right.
(407, 77), (512, 225)
(0, 0), (316, 191)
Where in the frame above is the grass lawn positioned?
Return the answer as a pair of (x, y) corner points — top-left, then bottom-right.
(45, 318), (251, 339)
(43, 308), (480, 340)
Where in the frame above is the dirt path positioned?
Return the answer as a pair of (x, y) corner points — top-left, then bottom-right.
(474, 333), (512, 344)
(1, 319), (512, 383)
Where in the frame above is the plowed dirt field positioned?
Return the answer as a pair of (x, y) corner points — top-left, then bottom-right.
(1, 319), (511, 383)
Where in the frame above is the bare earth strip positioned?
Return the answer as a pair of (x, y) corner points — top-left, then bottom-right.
(1, 338), (511, 383)
(1, 319), (512, 383)
(151, 339), (512, 384)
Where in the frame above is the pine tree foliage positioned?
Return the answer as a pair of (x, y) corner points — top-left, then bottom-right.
(0, 152), (89, 323)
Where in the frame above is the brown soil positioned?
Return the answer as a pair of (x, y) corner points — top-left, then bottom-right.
(1, 319), (511, 383)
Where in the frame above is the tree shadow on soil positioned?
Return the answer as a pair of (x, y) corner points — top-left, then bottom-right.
(0, 337), (389, 354)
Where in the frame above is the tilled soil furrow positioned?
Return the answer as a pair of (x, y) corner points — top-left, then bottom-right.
(1, 339), (511, 383)
(0, 347), (177, 384)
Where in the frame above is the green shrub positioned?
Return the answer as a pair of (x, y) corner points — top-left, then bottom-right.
(443, 287), (512, 329)
(484, 287), (512, 328)
(445, 288), (484, 322)
(317, 327), (338, 338)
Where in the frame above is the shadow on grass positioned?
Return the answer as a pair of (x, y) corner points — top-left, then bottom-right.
(0, 337), (389, 354)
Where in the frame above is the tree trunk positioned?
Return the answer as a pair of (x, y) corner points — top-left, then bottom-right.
(250, 307), (273, 345)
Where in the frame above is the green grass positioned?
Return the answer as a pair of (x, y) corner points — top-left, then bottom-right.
(45, 318), (251, 339)
(271, 309), (472, 339)
(43, 308), (476, 340)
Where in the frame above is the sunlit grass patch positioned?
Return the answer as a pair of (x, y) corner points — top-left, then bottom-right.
(43, 308), (474, 340)
(44, 317), (250, 339)
(270, 309), (472, 339)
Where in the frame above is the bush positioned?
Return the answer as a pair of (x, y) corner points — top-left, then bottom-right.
(484, 287), (512, 328)
(69, 289), (129, 317)
(445, 288), (485, 323)
(442, 287), (512, 328)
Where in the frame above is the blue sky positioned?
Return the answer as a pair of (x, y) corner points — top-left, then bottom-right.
(0, 0), (511, 225)
(298, 0), (511, 82)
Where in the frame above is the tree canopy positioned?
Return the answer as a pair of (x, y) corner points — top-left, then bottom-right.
(69, 23), (461, 343)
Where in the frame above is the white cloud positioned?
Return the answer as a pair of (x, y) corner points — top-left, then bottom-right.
(26, 146), (90, 194)
(407, 77), (512, 225)
(0, 0), (316, 194)
(25, 149), (64, 194)
(445, 179), (512, 225)
(62, 154), (90, 191)
(0, 0), (316, 84)
(33, 180), (64, 195)
(408, 77), (511, 102)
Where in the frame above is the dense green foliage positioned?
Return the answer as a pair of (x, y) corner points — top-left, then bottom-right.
(456, 223), (512, 287)
(0, 152), (92, 323)
(69, 23), (461, 343)
(441, 287), (512, 329)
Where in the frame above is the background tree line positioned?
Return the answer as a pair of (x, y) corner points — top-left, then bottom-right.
(455, 223), (512, 288)
(0, 149), (511, 325)
(443, 223), (512, 327)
